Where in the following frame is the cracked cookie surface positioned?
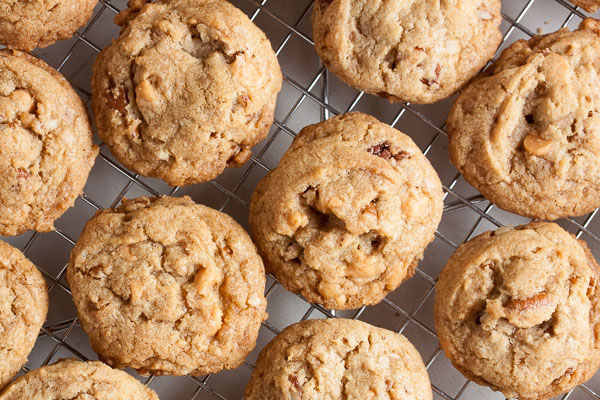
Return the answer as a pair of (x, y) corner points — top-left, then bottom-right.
(0, 50), (98, 236)
(0, 359), (158, 399)
(0, 241), (48, 390)
(91, 0), (282, 186)
(311, 0), (502, 104)
(249, 113), (443, 310)
(245, 318), (432, 400)
(0, 0), (98, 50)
(448, 19), (600, 219)
(67, 196), (267, 376)
(434, 222), (600, 400)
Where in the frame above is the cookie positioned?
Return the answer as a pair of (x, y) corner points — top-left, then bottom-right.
(447, 19), (600, 220)
(245, 318), (432, 399)
(311, 0), (502, 104)
(249, 113), (443, 309)
(0, 50), (98, 236)
(570, 0), (600, 12)
(0, 241), (48, 390)
(67, 196), (267, 375)
(91, 0), (282, 186)
(0, 0), (98, 51)
(0, 359), (159, 399)
(434, 222), (600, 400)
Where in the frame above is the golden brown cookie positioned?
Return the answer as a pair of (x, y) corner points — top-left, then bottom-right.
(0, 49), (98, 236)
(0, 359), (159, 399)
(250, 113), (443, 309)
(434, 222), (600, 400)
(67, 196), (267, 376)
(311, 0), (502, 104)
(0, 241), (48, 390)
(447, 19), (600, 220)
(91, 0), (282, 186)
(0, 0), (98, 51)
(245, 318), (433, 400)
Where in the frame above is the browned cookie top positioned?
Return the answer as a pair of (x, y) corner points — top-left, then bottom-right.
(67, 196), (267, 376)
(92, 0), (282, 186)
(0, 241), (48, 390)
(0, 50), (98, 236)
(250, 113), (443, 309)
(0, 0), (98, 50)
(245, 318), (433, 400)
(312, 0), (502, 104)
(0, 359), (159, 399)
(448, 19), (600, 219)
(435, 222), (600, 400)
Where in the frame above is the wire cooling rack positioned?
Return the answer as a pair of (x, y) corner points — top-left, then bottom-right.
(3, 0), (600, 399)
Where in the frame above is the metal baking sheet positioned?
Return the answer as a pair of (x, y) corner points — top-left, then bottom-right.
(3, 0), (600, 399)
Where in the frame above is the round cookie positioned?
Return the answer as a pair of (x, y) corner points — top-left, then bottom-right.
(0, 0), (98, 51)
(311, 0), (502, 104)
(570, 0), (600, 12)
(92, 0), (282, 186)
(0, 359), (159, 399)
(434, 222), (600, 400)
(250, 113), (443, 309)
(245, 318), (432, 399)
(0, 50), (98, 236)
(67, 196), (267, 376)
(0, 241), (48, 390)
(447, 19), (600, 220)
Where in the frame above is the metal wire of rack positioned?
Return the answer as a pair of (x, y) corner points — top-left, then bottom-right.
(3, 0), (600, 399)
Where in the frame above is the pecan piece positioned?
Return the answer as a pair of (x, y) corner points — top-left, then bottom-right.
(16, 168), (30, 179)
(505, 292), (553, 312)
(552, 368), (574, 384)
(106, 88), (129, 115)
(367, 141), (412, 161)
(421, 64), (441, 86)
(394, 150), (411, 161)
(368, 141), (393, 159)
(288, 374), (302, 396)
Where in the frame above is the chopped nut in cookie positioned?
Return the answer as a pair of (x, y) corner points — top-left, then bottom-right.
(367, 141), (411, 161)
(106, 88), (128, 115)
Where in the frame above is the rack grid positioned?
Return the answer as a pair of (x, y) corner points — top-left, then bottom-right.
(3, 0), (600, 399)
